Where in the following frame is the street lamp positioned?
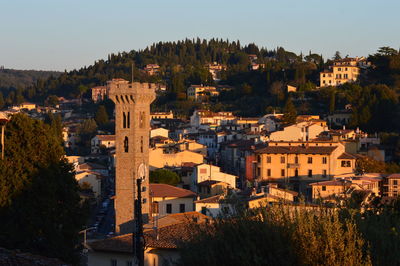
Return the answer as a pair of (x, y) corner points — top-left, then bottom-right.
(0, 112), (9, 160)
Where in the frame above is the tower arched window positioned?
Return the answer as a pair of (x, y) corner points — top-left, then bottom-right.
(123, 112), (127, 128)
(127, 112), (130, 128)
(140, 136), (143, 153)
(124, 136), (129, 152)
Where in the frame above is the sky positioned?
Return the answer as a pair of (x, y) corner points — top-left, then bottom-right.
(0, 0), (399, 71)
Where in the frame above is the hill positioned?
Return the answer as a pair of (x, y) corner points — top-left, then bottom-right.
(0, 68), (61, 90)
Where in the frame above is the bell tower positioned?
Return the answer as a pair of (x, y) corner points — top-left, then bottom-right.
(108, 78), (156, 234)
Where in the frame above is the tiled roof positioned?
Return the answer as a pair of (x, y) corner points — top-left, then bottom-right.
(88, 222), (198, 252)
(194, 194), (223, 204)
(256, 146), (337, 155)
(309, 180), (351, 186)
(97, 135), (115, 141)
(78, 162), (107, 170)
(387, 173), (400, 179)
(338, 152), (363, 159)
(0, 247), (67, 265)
(150, 184), (196, 198)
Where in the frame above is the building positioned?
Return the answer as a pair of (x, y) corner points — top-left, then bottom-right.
(190, 110), (235, 128)
(19, 102), (36, 110)
(191, 163), (237, 192)
(144, 64), (160, 76)
(187, 85), (219, 101)
(269, 121), (328, 142)
(109, 79), (156, 234)
(91, 135), (116, 154)
(75, 171), (103, 199)
(207, 62), (226, 81)
(197, 180), (231, 198)
(319, 57), (369, 87)
(91, 86), (108, 102)
(310, 176), (380, 202)
(150, 111), (174, 120)
(149, 148), (204, 169)
(383, 174), (400, 198)
(255, 142), (360, 184)
(150, 127), (169, 139)
(150, 183), (197, 217)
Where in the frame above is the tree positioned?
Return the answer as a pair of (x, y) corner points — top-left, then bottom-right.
(95, 105), (109, 126)
(333, 51), (342, 60)
(0, 92), (4, 109)
(150, 169), (180, 185)
(282, 97), (297, 124)
(0, 114), (86, 263)
(355, 156), (386, 175)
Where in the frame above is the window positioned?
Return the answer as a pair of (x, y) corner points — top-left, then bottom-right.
(123, 112), (127, 128)
(124, 136), (129, 153)
(166, 204), (172, 214)
(110, 259), (117, 266)
(140, 136), (144, 153)
(394, 180), (398, 186)
(322, 186), (326, 191)
(294, 156), (299, 164)
(280, 156), (285, 164)
(307, 157), (313, 164)
(267, 169), (271, 177)
(257, 155), (261, 163)
(281, 169), (285, 177)
(201, 207), (207, 215)
(126, 261), (133, 266)
(200, 168), (207, 174)
(266, 156), (271, 163)
(341, 160), (351, 167)
(323, 170), (327, 177)
(294, 169), (298, 177)
(308, 170), (312, 177)
(127, 112), (130, 128)
(180, 204), (185, 213)
(322, 157), (327, 164)
(257, 167), (261, 176)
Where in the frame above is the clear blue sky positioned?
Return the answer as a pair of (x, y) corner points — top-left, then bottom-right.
(1, 0), (399, 71)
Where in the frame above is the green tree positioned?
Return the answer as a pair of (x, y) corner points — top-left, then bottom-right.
(95, 105), (109, 126)
(0, 114), (86, 263)
(282, 97), (297, 124)
(150, 169), (180, 185)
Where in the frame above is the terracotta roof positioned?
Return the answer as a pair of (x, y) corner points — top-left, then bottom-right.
(194, 194), (223, 204)
(96, 135), (115, 141)
(0, 247), (68, 265)
(309, 180), (351, 186)
(338, 152), (363, 159)
(387, 174), (400, 179)
(78, 162), (107, 170)
(150, 184), (196, 198)
(88, 222), (198, 252)
(256, 146), (337, 155)
(151, 212), (209, 229)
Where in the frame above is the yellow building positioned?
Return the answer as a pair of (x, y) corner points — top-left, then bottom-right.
(384, 174), (400, 198)
(150, 183), (197, 217)
(187, 85), (219, 101)
(150, 111), (174, 119)
(320, 57), (368, 87)
(149, 147), (204, 169)
(19, 102), (36, 110)
(255, 142), (358, 182)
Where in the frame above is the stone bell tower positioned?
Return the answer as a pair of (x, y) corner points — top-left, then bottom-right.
(108, 78), (156, 234)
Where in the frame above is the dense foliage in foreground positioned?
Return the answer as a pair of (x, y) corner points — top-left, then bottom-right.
(179, 202), (400, 266)
(0, 114), (87, 263)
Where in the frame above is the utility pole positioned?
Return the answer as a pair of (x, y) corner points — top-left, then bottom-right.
(133, 178), (144, 266)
